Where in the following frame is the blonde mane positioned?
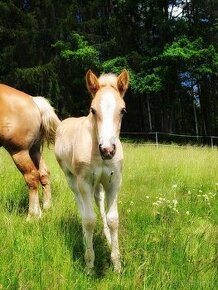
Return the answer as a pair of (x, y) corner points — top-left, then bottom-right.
(98, 73), (118, 89)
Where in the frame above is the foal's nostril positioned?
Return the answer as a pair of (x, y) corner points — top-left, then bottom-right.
(99, 143), (116, 159)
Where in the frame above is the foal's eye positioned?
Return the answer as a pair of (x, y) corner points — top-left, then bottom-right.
(90, 107), (96, 115)
(121, 108), (127, 115)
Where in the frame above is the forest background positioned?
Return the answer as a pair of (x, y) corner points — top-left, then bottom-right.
(0, 0), (217, 136)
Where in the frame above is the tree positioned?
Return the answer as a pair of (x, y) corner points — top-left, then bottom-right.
(52, 32), (101, 116)
(0, 0), (217, 137)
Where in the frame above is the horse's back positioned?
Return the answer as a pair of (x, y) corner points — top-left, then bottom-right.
(0, 84), (41, 150)
(56, 117), (86, 146)
(0, 84), (34, 110)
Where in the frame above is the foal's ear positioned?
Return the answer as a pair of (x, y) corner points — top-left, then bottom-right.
(86, 70), (99, 97)
(117, 69), (129, 98)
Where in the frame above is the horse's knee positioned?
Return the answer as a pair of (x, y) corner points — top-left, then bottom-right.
(39, 170), (50, 186)
(83, 216), (96, 231)
(107, 214), (119, 231)
(24, 170), (40, 189)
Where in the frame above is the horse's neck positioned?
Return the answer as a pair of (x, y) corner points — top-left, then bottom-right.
(86, 114), (98, 144)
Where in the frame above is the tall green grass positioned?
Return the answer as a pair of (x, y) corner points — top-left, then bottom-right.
(0, 144), (217, 289)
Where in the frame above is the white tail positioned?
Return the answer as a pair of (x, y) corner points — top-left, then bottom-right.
(33, 96), (61, 144)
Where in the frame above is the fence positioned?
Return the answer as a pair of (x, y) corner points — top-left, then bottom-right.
(120, 131), (218, 148)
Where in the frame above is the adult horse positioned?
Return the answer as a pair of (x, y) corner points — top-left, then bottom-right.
(0, 84), (60, 219)
(55, 69), (129, 273)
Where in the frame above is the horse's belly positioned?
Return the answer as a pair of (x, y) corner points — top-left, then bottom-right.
(0, 114), (41, 149)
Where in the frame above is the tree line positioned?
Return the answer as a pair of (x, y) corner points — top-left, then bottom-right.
(0, 0), (217, 136)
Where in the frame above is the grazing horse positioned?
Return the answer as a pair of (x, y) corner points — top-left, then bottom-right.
(55, 69), (129, 273)
(0, 84), (60, 219)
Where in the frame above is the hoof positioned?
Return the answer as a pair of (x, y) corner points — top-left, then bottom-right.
(27, 208), (42, 221)
(114, 261), (122, 273)
(85, 266), (95, 276)
(43, 200), (52, 210)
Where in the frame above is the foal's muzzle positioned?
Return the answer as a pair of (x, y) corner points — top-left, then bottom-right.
(99, 144), (116, 160)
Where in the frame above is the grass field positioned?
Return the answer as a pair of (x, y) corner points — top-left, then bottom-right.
(0, 144), (217, 289)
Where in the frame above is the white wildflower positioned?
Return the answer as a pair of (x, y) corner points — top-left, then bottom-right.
(202, 194), (209, 200)
(159, 197), (166, 201)
(173, 207), (179, 213)
(172, 199), (178, 206)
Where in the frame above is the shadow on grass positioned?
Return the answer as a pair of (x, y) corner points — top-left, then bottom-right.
(59, 214), (111, 278)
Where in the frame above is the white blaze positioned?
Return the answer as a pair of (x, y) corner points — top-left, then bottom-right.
(99, 92), (116, 147)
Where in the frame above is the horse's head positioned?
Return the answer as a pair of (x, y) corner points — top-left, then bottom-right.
(86, 69), (129, 160)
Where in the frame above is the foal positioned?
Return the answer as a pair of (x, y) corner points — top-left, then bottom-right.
(0, 84), (60, 219)
(55, 69), (129, 273)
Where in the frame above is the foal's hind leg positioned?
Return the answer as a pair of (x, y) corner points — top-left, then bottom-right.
(30, 150), (52, 210)
(11, 150), (41, 219)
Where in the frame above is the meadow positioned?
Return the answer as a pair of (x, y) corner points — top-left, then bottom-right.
(0, 144), (217, 290)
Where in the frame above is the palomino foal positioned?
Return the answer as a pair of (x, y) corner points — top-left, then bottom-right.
(55, 69), (129, 273)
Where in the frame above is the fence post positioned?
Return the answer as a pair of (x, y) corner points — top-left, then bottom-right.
(211, 136), (214, 149)
(155, 132), (158, 147)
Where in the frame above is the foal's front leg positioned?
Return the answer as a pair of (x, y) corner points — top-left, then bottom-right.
(77, 177), (96, 274)
(105, 173), (122, 272)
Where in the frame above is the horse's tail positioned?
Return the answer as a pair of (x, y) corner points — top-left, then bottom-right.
(32, 96), (61, 145)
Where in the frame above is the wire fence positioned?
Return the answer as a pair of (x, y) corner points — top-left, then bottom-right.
(121, 131), (218, 149)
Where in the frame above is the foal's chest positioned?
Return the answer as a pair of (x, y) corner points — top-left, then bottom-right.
(91, 161), (120, 187)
